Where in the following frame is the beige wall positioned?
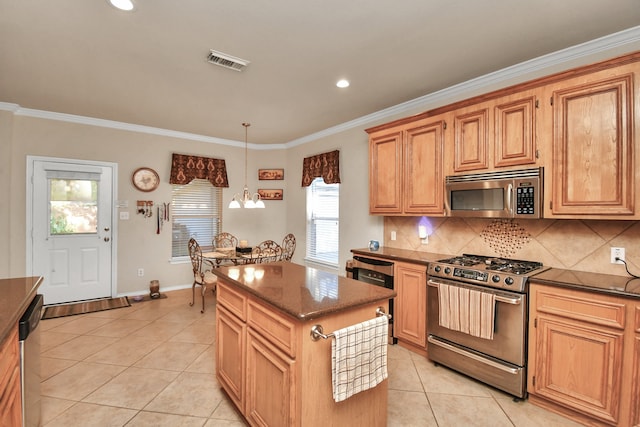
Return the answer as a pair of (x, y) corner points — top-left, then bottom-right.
(3, 115), (290, 294)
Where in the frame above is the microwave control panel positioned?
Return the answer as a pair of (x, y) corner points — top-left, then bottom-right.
(515, 186), (535, 215)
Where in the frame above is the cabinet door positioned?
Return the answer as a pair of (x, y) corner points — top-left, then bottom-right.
(550, 72), (634, 216)
(369, 129), (403, 214)
(403, 119), (445, 215)
(216, 305), (246, 411)
(494, 93), (537, 168)
(453, 105), (489, 172)
(246, 329), (296, 427)
(394, 262), (427, 347)
(532, 315), (623, 425)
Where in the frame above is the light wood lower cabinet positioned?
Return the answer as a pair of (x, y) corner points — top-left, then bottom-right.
(215, 280), (388, 427)
(0, 325), (22, 427)
(528, 283), (638, 426)
(394, 261), (427, 350)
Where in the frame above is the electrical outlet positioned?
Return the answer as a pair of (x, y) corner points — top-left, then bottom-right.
(610, 247), (625, 264)
(137, 268), (144, 277)
(390, 231), (396, 241)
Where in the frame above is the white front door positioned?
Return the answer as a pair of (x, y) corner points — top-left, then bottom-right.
(29, 158), (115, 305)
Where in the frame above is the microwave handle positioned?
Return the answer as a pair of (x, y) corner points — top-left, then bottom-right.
(507, 183), (513, 215)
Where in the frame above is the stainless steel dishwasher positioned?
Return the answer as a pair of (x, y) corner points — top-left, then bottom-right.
(19, 294), (43, 427)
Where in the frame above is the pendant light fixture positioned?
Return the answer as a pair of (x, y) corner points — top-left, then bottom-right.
(229, 123), (265, 209)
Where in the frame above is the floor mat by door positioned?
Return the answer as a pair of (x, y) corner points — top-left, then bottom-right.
(41, 297), (130, 320)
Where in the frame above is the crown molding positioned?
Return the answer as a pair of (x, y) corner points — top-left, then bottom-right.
(286, 25), (640, 147)
(3, 25), (639, 149)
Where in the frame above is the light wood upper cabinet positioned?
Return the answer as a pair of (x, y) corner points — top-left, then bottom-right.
(404, 119), (445, 214)
(453, 104), (489, 172)
(547, 65), (637, 218)
(368, 116), (446, 216)
(450, 91), (539, 174)
(394, 261), (427, 349)
(369, 129), (403, 214)
(494, 94), (537, 168)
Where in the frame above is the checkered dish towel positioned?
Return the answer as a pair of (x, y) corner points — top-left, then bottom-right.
(331, 315), (388, 402)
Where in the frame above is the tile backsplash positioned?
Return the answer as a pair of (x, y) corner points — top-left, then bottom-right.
(384, 216), (640, 277)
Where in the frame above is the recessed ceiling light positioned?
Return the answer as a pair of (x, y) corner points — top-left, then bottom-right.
(336, 79), (350, 88)
(109, 0), (135, 11)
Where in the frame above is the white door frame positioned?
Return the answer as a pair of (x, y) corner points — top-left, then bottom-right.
(26, 155), (118, 299)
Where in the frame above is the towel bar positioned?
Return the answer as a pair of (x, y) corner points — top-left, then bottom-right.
(310, 307), (391, 341)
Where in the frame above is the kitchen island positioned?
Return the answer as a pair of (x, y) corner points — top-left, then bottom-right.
(210, 261), (396, 427)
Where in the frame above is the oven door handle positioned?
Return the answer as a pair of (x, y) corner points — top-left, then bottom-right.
(427, 279), (522, 305)
(428, 335), (520, 374)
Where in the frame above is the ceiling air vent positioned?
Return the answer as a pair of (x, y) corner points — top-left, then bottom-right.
(206, 49), (250, 72)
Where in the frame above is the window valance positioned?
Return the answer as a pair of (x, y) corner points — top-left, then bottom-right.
(169, 153), (229, 187)
(301, 150), (341, 187)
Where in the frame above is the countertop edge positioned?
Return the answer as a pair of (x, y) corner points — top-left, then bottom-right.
(211, 264), (397, 321)
(0, 276), (44, 344)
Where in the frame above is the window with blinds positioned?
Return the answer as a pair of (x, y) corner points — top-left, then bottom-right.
(306, 177), (339, 267)
(171, 179), (222, 258)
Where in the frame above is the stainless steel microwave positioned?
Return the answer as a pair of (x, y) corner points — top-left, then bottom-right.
(445, 167), (543, 219)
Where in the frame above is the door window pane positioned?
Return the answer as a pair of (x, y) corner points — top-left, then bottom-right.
(49, 179), (98, 234)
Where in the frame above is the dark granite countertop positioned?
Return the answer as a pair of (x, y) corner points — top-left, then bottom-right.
(350, 247), (453, 266)
(211, 261), (396, 321)
(0, 276), (44, 343)
(530, 268), (640, 299)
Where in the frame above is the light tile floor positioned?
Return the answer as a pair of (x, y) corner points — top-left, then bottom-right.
(40, 288), (583, 426)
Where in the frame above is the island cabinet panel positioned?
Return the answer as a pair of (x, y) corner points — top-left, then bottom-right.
(215, 275), (390, 427)
(547, 63), (637, 219)
(528, 283), (640, 426)
(394, 261), (427, 350)
(0, 325), (22, 427)
(246, 329), (296, 427)
(216, 304), (246, 410)
(368, 115), (446, 216)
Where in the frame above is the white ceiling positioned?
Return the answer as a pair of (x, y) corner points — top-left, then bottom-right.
(1, 0), (640, 145)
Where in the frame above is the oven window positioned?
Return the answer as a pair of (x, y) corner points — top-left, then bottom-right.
(451, 188), (504, 211)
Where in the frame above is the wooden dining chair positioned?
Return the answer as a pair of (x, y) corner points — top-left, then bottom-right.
(188, 238), (217, 313)
(281, 233), (296, 261)
(214, 232), (239, 249)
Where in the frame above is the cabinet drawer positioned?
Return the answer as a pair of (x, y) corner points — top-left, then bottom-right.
(248, 299), (296, 358)
(217, 281), (247, 321)
(534, 288), (625, 329)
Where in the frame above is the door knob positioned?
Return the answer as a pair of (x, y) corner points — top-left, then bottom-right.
(104, 237), (110, 242)
(104, 227), (110, 232)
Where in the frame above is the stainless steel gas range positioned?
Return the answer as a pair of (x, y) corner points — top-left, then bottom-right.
(426, 254), (548, 399)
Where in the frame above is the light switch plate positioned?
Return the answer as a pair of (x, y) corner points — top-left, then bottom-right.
(119, 211), (130, 220)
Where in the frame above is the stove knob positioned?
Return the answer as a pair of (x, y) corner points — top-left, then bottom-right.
(505, 277), (514, 286)
(434, 265), (441, 273)
(444, 267), (451, 275)
(491, 275), (501, 283)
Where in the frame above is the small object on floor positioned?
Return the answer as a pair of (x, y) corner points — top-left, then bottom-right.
(129, 293), (167, 303)
(132, 295), (145, 302)
(41, 297), (130, 320)
(150, 279), (160, 299)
